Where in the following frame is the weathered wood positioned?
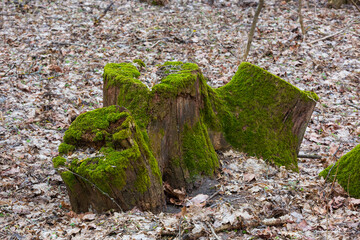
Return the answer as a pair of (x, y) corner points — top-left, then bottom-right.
(54, 61), (318, 213)
(53, 106), (164, 213)
(103, 61), (318, 175)
(103, 62), (220, 190)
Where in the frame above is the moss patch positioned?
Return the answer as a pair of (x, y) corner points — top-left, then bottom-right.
(319, 144), (360, 198)
(182, 121), (219, 178)
(56, 106), (162, 195)
(103, 63), (150, 129)
(214, 62), (318, 171)
(58, 143), (75, 154)
(53, 156), (66, 168)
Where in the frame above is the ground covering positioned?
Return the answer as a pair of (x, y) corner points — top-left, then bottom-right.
(0, 0), (359, 239)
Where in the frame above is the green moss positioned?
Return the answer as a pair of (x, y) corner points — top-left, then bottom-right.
(319, 144), (360, 198)
(213, 62), (318, 171)
(182, 121), (219, 178)
(134, 166), (150, 193)
(59, 107), (162, 195)
(104, 63), (150, 128)
(304, 91), (319, 101)
(134, 126), (162, 183)
(93, 131), (104, 141)
(63, 129), (82, 145)
(53, 156), (66, 168)
(63, 105), (127, 146)
(58, 143), (75, 154)
(61, 171), (76, 191)
(107, 111), (129, 123)
(133, 59), (146, 68)
(113, 129), (131, 141)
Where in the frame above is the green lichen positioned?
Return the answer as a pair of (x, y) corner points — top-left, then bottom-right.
(319, 144), (360, 198)
(53, 156), (66, 168)
(58, 143), (75, 154)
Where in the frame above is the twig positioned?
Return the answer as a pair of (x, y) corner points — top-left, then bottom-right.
(325, 142), (342, 182)
(51, 42), (88, 47)
(297, 154), (322, 159)
(242, 0), (264, 62)
(209, 189), (221, 200)
(349, 0), (360, 13)
(309, 20), (355, 44)
(220, 43), (237, 58)
(2, 64), (16, 77)
(298, 0), (306, 38)
(262, 215), (290, 226)
(207, 222), (221, 240)
(176, 218), (182, 239)
(346, 102), (360, 110)
(94, 1), (114, 25)
(58, 166), (123, 212)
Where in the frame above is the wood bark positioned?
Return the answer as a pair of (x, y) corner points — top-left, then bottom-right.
(55, 61), (318, 213)
(54, 106), (165, 213)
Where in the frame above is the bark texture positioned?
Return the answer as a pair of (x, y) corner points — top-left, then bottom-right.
(54, 61), (318, 213)
(53, 106), (164, 213)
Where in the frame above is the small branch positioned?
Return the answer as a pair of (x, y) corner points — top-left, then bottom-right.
(309, 20), (355, 44)
(242, 0), (264, 62)
(51, 41), (88, 48)
(346, 102), (360, 110)
(58, 166), (123, 212)
(207, 222), (221, 240)
(220, 43), (237, 58)
(209, 189), (221, 200)
(94, 2), (114, 25)
(349, 0), (360, 13)
(298, 0), (306, 37)
(297, 154), (322, 159)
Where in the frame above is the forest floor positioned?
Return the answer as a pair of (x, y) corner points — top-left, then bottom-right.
(0, 0), (359, 239)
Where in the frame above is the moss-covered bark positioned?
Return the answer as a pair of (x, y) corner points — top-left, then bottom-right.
(53, 106), (164, 213)
(55, 60), (317, 213)
(215, 63), (318, 171)
(104, 61), (317, 175)
(319, 144), (360, 198)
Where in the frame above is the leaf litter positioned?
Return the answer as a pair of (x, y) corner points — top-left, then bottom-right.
(0, 0), (359, 239)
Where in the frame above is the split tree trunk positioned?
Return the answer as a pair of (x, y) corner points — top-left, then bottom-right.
(54, 61), (318, 213)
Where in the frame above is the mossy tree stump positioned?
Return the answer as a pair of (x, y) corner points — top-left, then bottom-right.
(54, 61), (318, 213)
(104, 61), (318, 180)
(53, 106), (164, 213)
(320, 144), (360, 198)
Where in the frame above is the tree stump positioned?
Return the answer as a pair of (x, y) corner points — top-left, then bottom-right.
(54, 61), (318, 213)
(104, 61), (318, 175)
(53, 106), (164, 213)
(320, 144), (360, 198)
(103, 62), (220, 190)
